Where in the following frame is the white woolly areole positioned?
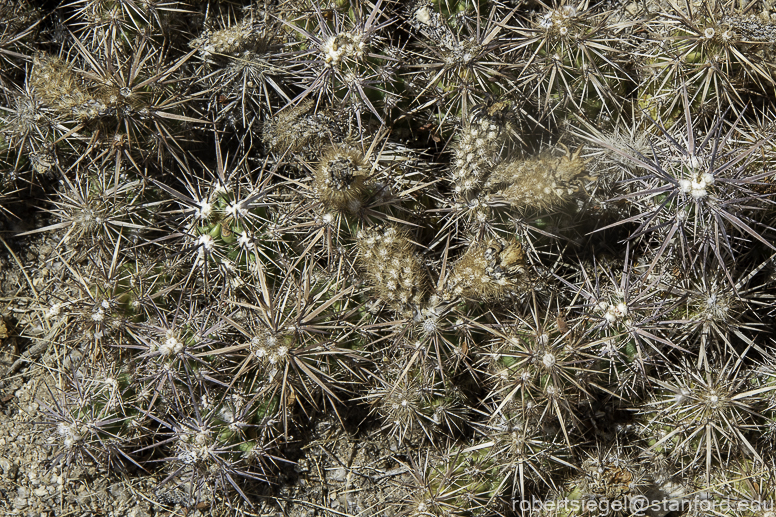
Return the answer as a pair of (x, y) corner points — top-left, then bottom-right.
(159, 332), (184, 356)
(679, 155), (714, 199)
(198, 234), (215, 250)
(195, 199), (212, 220)
(226, 200), (247, 218)
(238, 231), (251, 248)
(679, 171), (714, 199)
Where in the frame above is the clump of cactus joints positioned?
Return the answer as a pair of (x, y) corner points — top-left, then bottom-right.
(640, 2), (776, 120)
(398, 447), (507, 516)
(505, 0), (637, 123)
(3, 0), (776, 513)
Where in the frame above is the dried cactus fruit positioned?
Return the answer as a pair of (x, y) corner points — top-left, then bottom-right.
(446, 238), (529, 300)
(486, 145), (590, 210)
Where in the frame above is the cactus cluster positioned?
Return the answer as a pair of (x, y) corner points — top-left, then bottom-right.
(4, 0), (776, 514)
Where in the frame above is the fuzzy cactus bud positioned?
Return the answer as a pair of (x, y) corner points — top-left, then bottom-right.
(357, 225), (428, 311)
(450, 109), (508, 199)
(30, 54), (104, 121)
(315, 145), (369, 213)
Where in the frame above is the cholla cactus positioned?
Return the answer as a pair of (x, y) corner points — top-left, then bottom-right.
(587, 98), (776, 266)
(505, 0), (637, 123)
(0, 0), (39, 87)
(6, 0), (776, 512)
(643, 357), (776, 482)
(398, 448), (506, 516)
(38, 360), (137, 474)
(476, 408), (573, 496)
(281, 0), (396, 132)
(17, 168), (154, 261)
(478, 293), (604, 440)
(405, 1), (515, 133)
(554, 450), (649, 517)
(639, 1), (776, 120)
(191, 8), (288, 127)
(367, 349), (470, 443)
